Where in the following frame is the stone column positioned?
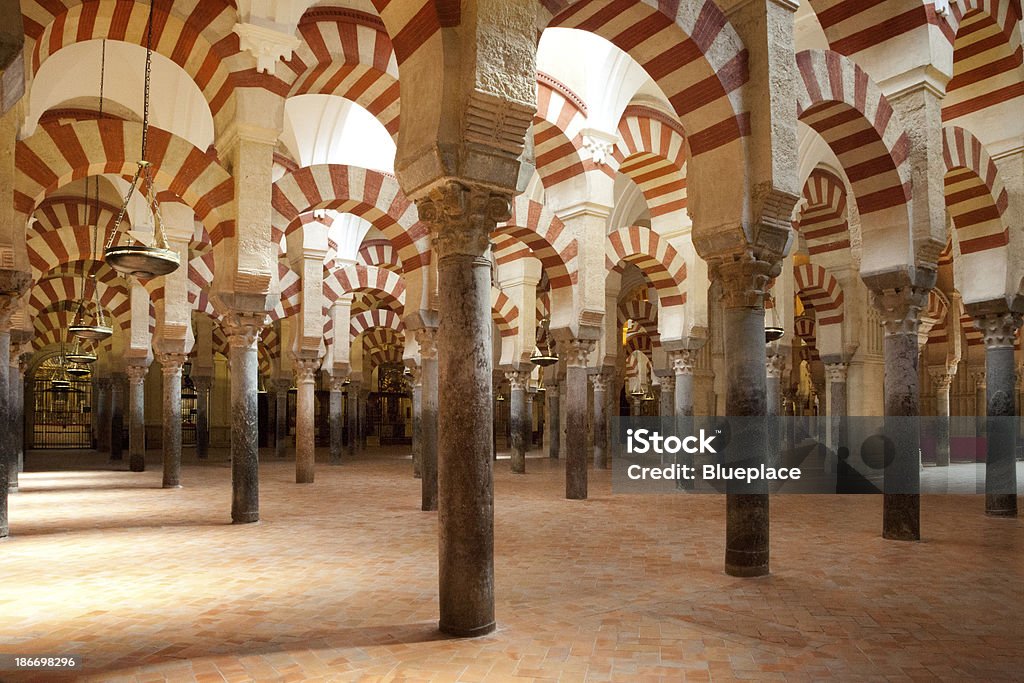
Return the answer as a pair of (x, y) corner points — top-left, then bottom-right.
(506, 369), (529, 474)
(410, 365), (422, 478)
(347, 381), (360, 457)
(126, 363), (148, 473)
(717, 256), (775, 577)
(275, 380), (289, 459)
(927, 366), (953, 467)
(9, 352), (25, 487)
(0, 316), (10, 499)
(871, 284), (930, 541)
(766, 353), (786, 417)
(525, 390), (536, 453)
(824, 360), (849, 454)
(417, 328), (439, 509)
(193, 376), (211, 459)
(592, 372), (611, 469)
(547, 380), (560, 459)
(329, 375), (345, 466)
(95, 378), (110, 452)
(294, 356), (320, 484)
(561, 339), (595, 500)
(975, 312), (1021, 517)
(418, 182), (508, 638)
(158, 353), (186, 489)
(109, 374), (125, 462)
(223, 315), (264, 524)
(658, 374), (675, 419)
(671, 350), (697, 417)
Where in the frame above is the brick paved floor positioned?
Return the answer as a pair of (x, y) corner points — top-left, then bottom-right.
(1, 447), (1022, 682)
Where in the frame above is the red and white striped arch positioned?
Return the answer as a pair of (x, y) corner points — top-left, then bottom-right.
(358, 239), (401, 271)
(794, 264), (844, 326)
(624, 332), (653, 359)
(271, 264), (304, 322)
(941, 125), (1009, 255)
(361, 327), (404, 367)
(796, 50), (911, 238)
(27, 227), (107, 280)
(805, 0), (953, 57)
(32, 197), (123, 236)
(796, 168), (850, 256)
(350, 308), (403, 338)
(533, 74), (591, 192)
(614, 106), (688, 220)
(494, 196), (578, 291)
(15, 120), (235, 243)
(187, 251), (218, 317)
(29, 276), (131, 331)
(282, 8), (400, 138)
(272, 164), (430, 273)
(491, 289), (520, 339)
(324, 264), (406, 309)
(618, 298), (660, 346)
(606, 225), (687, 329)
(924, 289), (950, 345)
(793, 314), (819, 361)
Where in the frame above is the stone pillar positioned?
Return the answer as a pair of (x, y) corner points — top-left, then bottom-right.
(547, 380), (560, 459)
(329, 375), (345, 466)
(658, 374), (675, 419)
(717, 256), (774, 578)
(193, 376), (211, 459)
(410, 365), (422, 478)
(824, 360), (849, 454)
(223, 315), (264, 524)
(109, 374), (125, 462)
(671, 350), (697, 417)
(358, 387), (369, 449)
(766, 353), (785, 417)
(525, 390), (536, 453)
(158, 353), (186, 489)
(275, 380), (289, 459)
(0, 319), (9, 499)
(417, 328), (439, 510)
(294, 356), (319, 484)
(975, 312), (1021, 517)
(506, 369), (529, 474)
(871, 284), (930, 541)
(95, 378), (110, 452)
(9, 352), (25, 488)
(418, 182), (508, 638)
(927, 366), (953, 467)
(561, 339), (594, 500)
(592, 372), (611, 469)
(126, 363), (148, 473)
(347, 382), (360, 457)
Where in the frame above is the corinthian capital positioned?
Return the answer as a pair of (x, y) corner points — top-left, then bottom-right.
(766, 353), (788, 380)
(158, 353), (187, 376)
(221, 312), (267, 349)
(670, 349), (697, 376)
(416, 181), (512, 259)
(869, 287), (930, 337)
(712, 252), (780, 310)
(505, 370), (530, 391)
(126, 364), (148, 384)
(824, 361), (849, 384)
(415, 327), (438, 360)
(558, 338), (595, 368)
(974, 312), (1022, 350)
(294, 357), (321, 385)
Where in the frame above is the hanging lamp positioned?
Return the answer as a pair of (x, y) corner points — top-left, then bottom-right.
(764, 291), (784, 343)
(103, 3), (180, 279)
(51, 341), (73, 390)
(66, 362), (91, 378)
(66, 338), (98, 365)
(529, 318), (559, 367)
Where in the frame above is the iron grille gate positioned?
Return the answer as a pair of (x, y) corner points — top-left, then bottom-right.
(31, 378), (93, 449)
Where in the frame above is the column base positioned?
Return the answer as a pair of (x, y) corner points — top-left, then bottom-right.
(724, 560), (770, 578)
(439, 620), (496, 638)
(129, 457), (145, 472)
(7, 484), (17, 494)
(296, 475), (314, 484)
(985, 494), (1017, 517)
(162, 483), (182, 489)
(232, 512), (259, 524)
(882, 494), (920, 541)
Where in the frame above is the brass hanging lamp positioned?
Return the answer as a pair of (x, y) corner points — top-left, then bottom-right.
(51, 340), (73, 390)
(103, 3), (180, 279)
(66, 337), (98, 365)
(529, 318), (559, 367)
(764, 291), (784, 343)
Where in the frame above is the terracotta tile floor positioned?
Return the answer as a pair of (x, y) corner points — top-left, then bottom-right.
(2, 447), (1023, 682)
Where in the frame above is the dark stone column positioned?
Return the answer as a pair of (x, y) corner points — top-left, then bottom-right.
(193, 376), (211, 459)
(294, 356), (319, 484)
(418, 182), (504, 638)
(347, 382), (359, 457)
(561, 339), (594, 500)
(417, 328), (439, 510)
(10, 354), (25, 486)
(927, 366), (953, 467)
(824, 360), (849, 454)
(871, 281), (932, 541)
(158, 353), (185, 488)
(95, 378), (111, 453)
(507, 369), (529, 474)
(358, 387), (369, 449)
(657, 373), (674, 419)
(592, 372), (610, 469)
(0, 323), (10, 503)
(671, 350), (697, 417)
(411, 365), (422, 478)
(109, 374), (125, 462)
(329, 375), (344, 466)
(766, 353), (786, 417)
(275, 381), (289, 459)
(547, 380), (560, 459)
(223, 315), (264, 524)
(525, 390), (536, 453)
(717, 256), (775, 578)
(126, 363), (148, 472)
(975, 311), (1021, 517)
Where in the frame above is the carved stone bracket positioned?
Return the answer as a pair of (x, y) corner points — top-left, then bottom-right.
(415, 327), (438, 360)
(329, 375), (347, 393)
(126, 364), (148, 384)
(927, 366), (954, 390)
(417, 181), (512, 259)
(658, 374), (676, 394)
(767, 353), (789, 380)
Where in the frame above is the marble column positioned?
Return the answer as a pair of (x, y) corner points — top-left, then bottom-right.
(418, 182), (505, 638)
(975, 312), (1021, 517)
(766, 353), (786, 417)
(10, 354), (25, 487)
(547, 380), (560, 459)
(671, 350), (697, 417)
(224, 315), (264, 524)
(193, 376), (211, 460)
(347, 382), (360, 457)
(718, 257), (774, 578)
(95, 378), (110, 453)
(109, 374), (125, 462)
(525, 390), (536, 453)
(658, 373), (675, 419)
(417, 328), (439, 510)
(561, 339), (594, 500)
(927, 366), (953, 467)
(329, 375), (345, 466)
(158, 353), (186, 489)
(972, 369), (987, 453)
(871, 284), (930, 541)
(294, 357), (320, 484)
(824, 360), (849, 454)
(0, 321), (10, 499)
(126, 363), (148, 472)
(410, 366), (422, 478)
(275, 380), (289, 459)
(507, 369), (529, 474)
(593, 372), (611, 469)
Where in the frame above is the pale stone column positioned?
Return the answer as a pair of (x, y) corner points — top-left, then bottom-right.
(223, 315), (264, 524)
(558, 378), (568, 457)
(506, 369), (530, 474)
(410, 365), (422, 478)
(417, 182), (509, 638)
(9, 352), (25, 487)
(274, 380), (289, 459)
(871, 283), (931, 541)
(546, 380), (560, 459)
(560, 338), (595, 499)
(294, 356), (319, 483)
(975, 312), (1021, 517)
(658, 373), (675, 419)
(109, 373), (125, 461)
(158, 353), (186, 489)
(0, 312), (10, 499)
(766, 353), (786, 417)
(417, 328), (439, 509)
(358, 386), (369, 449)
(927, 366), (954, 467)
(95, 378), (111, 453)
(329, 374), (345, 466)
(192, 376), (211, 460)
(347, 381), (360, 457)
(671, 350), (697, 417)
(592, 372), (611, 469)
(525, 390), (536, 454)
(824, 360), (849, 454)
(126, 363), (149, 473)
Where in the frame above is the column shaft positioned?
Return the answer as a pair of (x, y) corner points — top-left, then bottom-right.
(593, 374), (609, 469)
(507, 371), (528, 474)
(110, 376), (125, 462)
(419, 330), (439, 510)
(159, 355), (185, 488)
(127, 365), (147, 472)
(329, 382), (344, 465)
(226, 317), (262, 524)
(275, 386), (288, 459)
(347, 384), (359, 457)
(547, 384), (560, 459)
(563, 341), (593, 500)
(194, 379), (210, 459)
(294, 358), (319, 484)
(976, 312), (1021, 516)
(411, 370), (422, 478)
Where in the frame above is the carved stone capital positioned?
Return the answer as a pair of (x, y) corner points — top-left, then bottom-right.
(974, 312), (1022, 350)
(767, 353), (789, 380)
(591, 372), (612, 393)
(126, 364), (148, 384)
(970, 369), (987, 389)
(221, 312), (267, 349)
(927, 366), (954, 390)
(869, 286), (930, 337)
(712, 253), (780, 309)
(824, 361), (849, 384)
(192, 376), (213, 393)
(158, 353), (187, 377)
(558, 338), (595, 368)
(0, 292), (21, 328)
(506, 370), (530, 391)
(670, 349), (697, 376)
(275, 379), (292, 394)
(407, 364), (422, 386)
(657, 374), (675, 393)
(329, 374), (347, 392)
(294, 357), (321, 385)
(415, 327), (438, 360)
(417, 181), (512, 259)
